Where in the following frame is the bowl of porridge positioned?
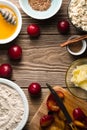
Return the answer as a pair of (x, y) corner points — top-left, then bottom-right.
(19, 0), (63, 20)
(68, 0), (87, 32)
(0, 78), (29, 130)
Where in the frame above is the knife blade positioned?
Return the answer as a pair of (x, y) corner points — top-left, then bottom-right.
(46, 83), (78, 130)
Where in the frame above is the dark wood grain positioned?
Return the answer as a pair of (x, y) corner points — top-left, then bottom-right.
(0, 0), (87, 130)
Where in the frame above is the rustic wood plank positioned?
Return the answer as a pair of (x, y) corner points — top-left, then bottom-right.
(0, 0), (87, 130)
(22, 88), (49, 123)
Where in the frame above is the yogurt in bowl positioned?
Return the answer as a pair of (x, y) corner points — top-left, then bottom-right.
(0, 78), (29, 130)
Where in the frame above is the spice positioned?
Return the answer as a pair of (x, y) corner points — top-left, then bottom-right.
(29, 0), (51, 11)
(68, 41), (83, 53)
(60, 34), (87, 47)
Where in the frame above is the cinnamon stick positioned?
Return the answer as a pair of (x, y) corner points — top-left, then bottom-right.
(60, 35), (87, 47)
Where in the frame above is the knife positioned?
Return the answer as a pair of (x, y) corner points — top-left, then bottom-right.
(46, 83), (78, 130)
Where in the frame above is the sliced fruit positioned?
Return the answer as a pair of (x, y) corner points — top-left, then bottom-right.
(48, 123), (61, 130)
(40, 114), (54, 127)
(54, 112), (65, 129)
(73, 108), (86, 121)
(49, 125), (59, 130)
(58, 110), (66, 121)
(47, 91), (64, 111)
(74, 120), (85, 128)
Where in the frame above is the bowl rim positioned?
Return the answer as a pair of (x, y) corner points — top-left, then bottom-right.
(67, 1), (87, 33)
(19, 0), (63, 20)
(66, 35), (87, 56)
(0, 78), (29, 130)
(65, 58), (87, 100)
(0, 0), (22, 44)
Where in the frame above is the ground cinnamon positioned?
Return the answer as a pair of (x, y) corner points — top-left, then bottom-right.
(68, 41), (83, 53)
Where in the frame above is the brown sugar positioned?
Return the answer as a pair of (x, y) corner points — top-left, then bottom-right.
(29, 0), (51, 11)
(0, 5), (17, 40)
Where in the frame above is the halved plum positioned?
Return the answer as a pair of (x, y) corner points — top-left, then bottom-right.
(40, 114), (54, 127)
(73, 108), (87, 129)
(46, 91), (64, 112)
(73, 108), (86, 121)
(74, 120), (86, 128)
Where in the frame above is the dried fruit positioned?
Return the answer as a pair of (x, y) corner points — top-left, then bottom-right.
(47, 91), (64, 111)
(40, 114), (54, 127)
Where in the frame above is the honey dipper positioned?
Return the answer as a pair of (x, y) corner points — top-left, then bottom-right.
(0, 8), (16, 25)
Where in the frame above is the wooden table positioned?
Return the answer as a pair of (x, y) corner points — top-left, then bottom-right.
(1, 0), (87, 130)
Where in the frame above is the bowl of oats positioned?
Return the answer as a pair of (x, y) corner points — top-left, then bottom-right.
(68, 0), (87, 32)
(19, 0), (63, 20)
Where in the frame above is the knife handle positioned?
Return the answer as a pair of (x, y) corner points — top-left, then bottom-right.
(69, 122), (78, 130)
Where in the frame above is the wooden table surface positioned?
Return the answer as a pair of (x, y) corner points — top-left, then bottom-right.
(1, 0), (87, 130)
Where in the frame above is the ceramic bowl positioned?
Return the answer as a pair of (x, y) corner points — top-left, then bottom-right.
(0, 0), (22, 44)
(66, 35), (87, 56)
(65, 58), (87, 100)
(67, 1), (87, 32)
(0, 78), (29, 130)
(19, 0), (62, 20)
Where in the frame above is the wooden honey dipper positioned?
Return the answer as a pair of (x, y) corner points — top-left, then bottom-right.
(0, 8), (16, 25)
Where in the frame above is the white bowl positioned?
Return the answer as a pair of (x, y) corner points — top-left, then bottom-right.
(19, 0), (62, 20)
(0, 78), (29, 130)
(0, 0), (22, 44)
(66, 35), (87, 56)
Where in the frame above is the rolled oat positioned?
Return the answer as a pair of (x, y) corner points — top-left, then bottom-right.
(68, 0), (87, 31)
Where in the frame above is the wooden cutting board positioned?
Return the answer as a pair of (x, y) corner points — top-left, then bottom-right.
(29, 86), (87, 130)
